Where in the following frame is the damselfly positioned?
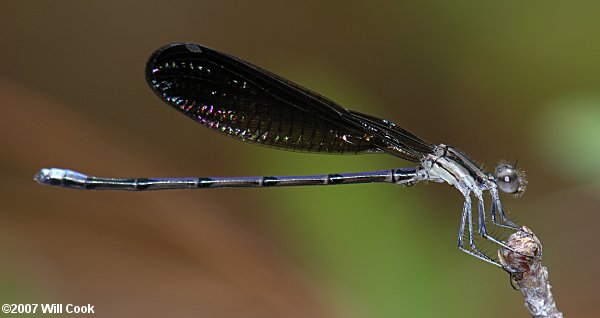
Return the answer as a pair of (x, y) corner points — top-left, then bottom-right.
(35, 43), (528, 270)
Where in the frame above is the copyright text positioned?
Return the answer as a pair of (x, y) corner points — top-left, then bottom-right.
(2, 303), (95, 314)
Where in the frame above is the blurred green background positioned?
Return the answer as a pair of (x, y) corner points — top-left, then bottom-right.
(1, 1), (599, 317)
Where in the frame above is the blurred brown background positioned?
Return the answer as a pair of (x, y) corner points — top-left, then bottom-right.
(1, 1), (599, 317)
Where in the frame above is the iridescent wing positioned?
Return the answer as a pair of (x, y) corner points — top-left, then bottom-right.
(145, 43), (434, 162)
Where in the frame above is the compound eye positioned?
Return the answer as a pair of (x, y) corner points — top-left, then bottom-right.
(495, 164), (520, 194)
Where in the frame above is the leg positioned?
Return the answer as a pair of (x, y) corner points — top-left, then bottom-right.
(475, 193), (521, 252)
(457, 193), (503, 268)
(480, 191), (536, 264)
(489, 188), (520, 230)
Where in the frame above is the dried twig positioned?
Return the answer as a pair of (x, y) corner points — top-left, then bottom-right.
(498, 226), (563, 318)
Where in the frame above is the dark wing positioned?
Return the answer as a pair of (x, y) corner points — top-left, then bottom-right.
(145, 43), (433, 161)
(342, 110), (435, 160)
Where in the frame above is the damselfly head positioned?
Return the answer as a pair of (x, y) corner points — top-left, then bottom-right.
(494, 163), (527, 196)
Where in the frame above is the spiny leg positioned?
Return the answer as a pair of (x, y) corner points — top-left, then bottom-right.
(483, 190), (536, 262)
(475, 193), (520, 252)
(468, 196), (530, 272)
(476, 194), (488, 236)
(457, 194), (502, 268)
(490, 198), (518, 230)
(489, 188), (520, 230)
